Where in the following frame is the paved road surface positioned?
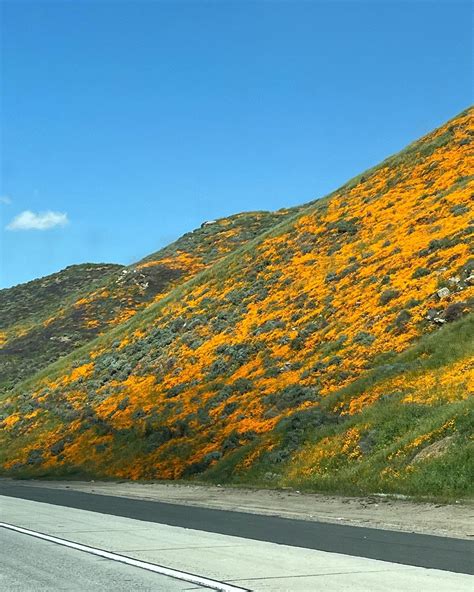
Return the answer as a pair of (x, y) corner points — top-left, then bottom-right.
(1, 490), (473, 591)
(0, 481), (472, 575)
(1, 527), (206, 591)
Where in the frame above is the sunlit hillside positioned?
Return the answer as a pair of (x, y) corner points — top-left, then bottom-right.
(1, 108), (472, 498)
(0, 209), (294, 389)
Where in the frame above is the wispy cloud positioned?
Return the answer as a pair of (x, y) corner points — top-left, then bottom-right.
(6, 210), (69, 231)
(0, 195), (12, 205)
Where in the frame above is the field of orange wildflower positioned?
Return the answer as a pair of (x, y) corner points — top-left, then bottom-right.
(0, 107), (472, 498)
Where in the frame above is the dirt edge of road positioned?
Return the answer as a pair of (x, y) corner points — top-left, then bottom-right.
(1, 478), (472, 540)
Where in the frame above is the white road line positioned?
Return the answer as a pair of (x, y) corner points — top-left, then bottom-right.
(0, 522), (249, 592)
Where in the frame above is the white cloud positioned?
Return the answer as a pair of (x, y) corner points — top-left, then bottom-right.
(6, 210), (69, 231)
(0, 195), (12, 204)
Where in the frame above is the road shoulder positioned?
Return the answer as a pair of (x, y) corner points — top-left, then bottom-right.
(1, 478), (472, 539)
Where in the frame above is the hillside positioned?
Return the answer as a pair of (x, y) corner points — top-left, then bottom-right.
(0, 210), (294, 389)
(0, 107), (472, 498)
(0, 263), (123, 387)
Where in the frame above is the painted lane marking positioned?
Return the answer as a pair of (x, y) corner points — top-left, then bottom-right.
(0, 522), (249, 592)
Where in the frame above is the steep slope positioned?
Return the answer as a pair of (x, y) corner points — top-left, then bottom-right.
(1, 107), (472, 497)
(0, 210), (294, 389)
(0, 264), (123, 387)
(0, 263), (122, 334)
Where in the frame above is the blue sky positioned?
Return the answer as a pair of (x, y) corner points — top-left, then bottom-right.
(1, 0), (472, 288)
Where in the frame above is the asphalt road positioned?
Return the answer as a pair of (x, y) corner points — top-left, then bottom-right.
(1, 481), (472, 575)
(1, 527), (206, 591)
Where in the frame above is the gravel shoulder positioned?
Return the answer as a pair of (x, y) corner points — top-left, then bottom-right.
(1, 478), (472, 540)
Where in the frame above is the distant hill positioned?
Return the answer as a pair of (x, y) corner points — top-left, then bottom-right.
(0, 209), (295, 389)
(1, 107), (472, 499)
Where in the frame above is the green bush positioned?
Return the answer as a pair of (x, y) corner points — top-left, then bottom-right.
(412, 267), (431, 279)
(379, 289), (400, 305)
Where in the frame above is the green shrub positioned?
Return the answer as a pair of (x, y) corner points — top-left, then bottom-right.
(379, 289), (400, 305)
(263, 385), (319, 412)
(327, 217), (360, 235)
(353, 331), (376, 346)
(412, 267), (431, 279)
